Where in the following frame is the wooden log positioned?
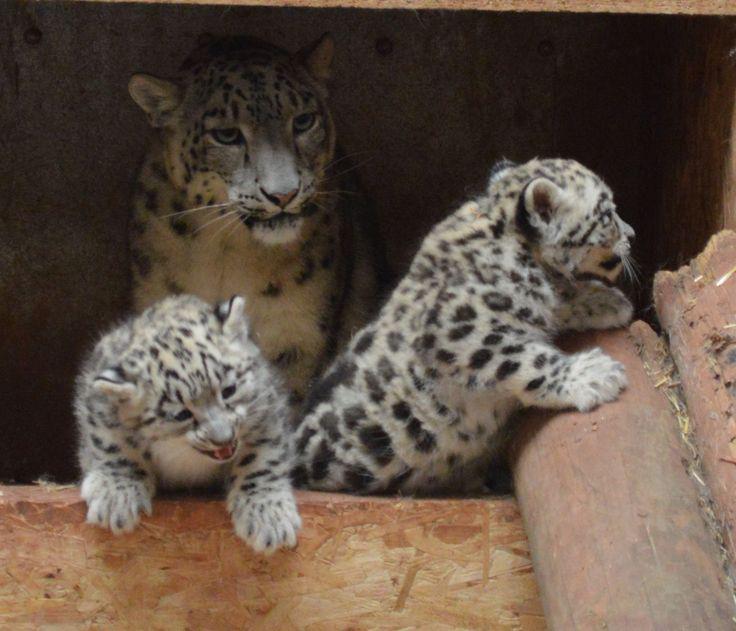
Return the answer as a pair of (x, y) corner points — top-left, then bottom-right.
(654, 230), (736, 558)
(510, 325), (735, 630)
(0, 487), (543, 629)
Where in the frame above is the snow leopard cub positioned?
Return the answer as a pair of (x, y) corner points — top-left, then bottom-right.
(75, 294), (300, 553)
(292, 158), (635, 494)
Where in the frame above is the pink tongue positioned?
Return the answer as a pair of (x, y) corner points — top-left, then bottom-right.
(213, 445), (234, 460)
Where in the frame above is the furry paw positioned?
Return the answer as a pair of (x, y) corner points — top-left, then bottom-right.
(562, 283), (633, 331)
(80, 471), (153, 535)
(568, 348), (628, 412)
(229, 488), (301, 554)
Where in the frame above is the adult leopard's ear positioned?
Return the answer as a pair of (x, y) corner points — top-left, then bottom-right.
(215, 295), (249, 339)
(128, 73), (182, 128)
(298, 33), (334, 82)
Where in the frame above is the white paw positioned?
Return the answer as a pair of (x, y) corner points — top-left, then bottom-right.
(81, 471), (152, 535)
(229, 488), (301, 554)
(564, 285), (633, 331)
(568, 348), (628, 412)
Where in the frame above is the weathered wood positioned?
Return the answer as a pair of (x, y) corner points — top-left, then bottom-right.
(654, 230), (736, 559)
(68, 0), (736, 16)
(511, 326), (735, 630)
(0, 487), (543, 629)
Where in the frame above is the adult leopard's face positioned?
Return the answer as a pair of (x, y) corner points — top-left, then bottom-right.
(129, 35), (336, 245)
(493, 158), (636, 283)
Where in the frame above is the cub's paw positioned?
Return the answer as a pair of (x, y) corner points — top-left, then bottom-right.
(81, 471), (153, 535)
(568, 348), (628, 412)
(229, 488), (301, 554)
(579, 285), (633, 330)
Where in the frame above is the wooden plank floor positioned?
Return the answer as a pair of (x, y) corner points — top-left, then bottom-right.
(0, 486), (543, 630)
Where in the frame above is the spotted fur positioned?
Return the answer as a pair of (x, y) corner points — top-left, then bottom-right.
(292, 158), (635, 494)
(75, 294), (300, 553)
(128, 35), (382, 401)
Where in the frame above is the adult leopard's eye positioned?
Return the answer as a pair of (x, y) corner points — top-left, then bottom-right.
(293, 113), (317, 134)
(221, 384), (237, 399)
(174, 409), (193, 422)
(210, 128), (245, 145)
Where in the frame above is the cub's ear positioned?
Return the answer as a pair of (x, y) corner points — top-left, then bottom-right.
(215, 295), (248, 339)
(298, 33), (334, 82)
(128, 73), (182, 128)
(93, 368), (139, 402)
(522, 177), (565, 225)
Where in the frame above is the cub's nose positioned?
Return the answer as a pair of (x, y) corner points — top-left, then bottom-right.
(261, 187), (298, 209)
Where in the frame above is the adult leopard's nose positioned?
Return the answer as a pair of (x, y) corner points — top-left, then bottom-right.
(261, 187), (298, 209)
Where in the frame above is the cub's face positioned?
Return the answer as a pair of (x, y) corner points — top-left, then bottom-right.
(94, 296), (262, 462)
(503, 158), (636, 284)
(129, 36), (336, 245)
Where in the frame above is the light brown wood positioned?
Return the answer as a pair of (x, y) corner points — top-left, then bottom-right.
(67, 0), (736, 16)
(510, 327), (735, 629)
(0, 487), (543, 629)
(654, 230), (736, 560)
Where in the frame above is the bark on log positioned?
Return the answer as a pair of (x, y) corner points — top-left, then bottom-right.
(511, 325), (735, 630)
(655, 229), (736, 559)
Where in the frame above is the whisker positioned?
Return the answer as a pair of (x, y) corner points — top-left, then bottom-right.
(193, 209), (241, 236)
(320, 156), (376, 182)
(205, 212), (243, 246)
(323, 150), (373, 172)
(157, 201), (231, 220)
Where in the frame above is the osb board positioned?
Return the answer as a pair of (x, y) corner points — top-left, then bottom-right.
(0, 2), (691, 482)
(0, 487), (543, 630)
(69, 0), (736, 16)
(654, 230), (736, 559)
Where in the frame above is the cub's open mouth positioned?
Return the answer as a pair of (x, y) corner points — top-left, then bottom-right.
(197, 442), (237, 461)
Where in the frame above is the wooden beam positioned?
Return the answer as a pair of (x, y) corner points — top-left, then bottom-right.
(0, 487), (543, 628)
(511, 326), (735, 629)
(655, 230), (736, 560)
(65, 0), (736, 16)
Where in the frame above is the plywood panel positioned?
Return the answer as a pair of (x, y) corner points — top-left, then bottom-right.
(0, 2), (665, 482)
(0, 487), (543, 629)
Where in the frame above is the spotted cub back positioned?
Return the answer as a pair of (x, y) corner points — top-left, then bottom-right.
(292, 158), (634, 495)
(75, 294), (300, 553)
(128, 35), (384, 401)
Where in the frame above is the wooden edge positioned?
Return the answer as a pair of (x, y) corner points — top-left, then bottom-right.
(64, 0), (736, 16)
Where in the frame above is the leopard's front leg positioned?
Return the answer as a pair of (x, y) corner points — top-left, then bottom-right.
(555, 280), (633, 332)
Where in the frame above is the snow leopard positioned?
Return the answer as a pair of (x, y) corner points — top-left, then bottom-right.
(75, 294), (300, 553)
(291, 158), (635, 495)
(128, 34), (384, 402)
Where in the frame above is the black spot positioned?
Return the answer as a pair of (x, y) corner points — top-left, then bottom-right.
(354, 331), (375, 354)
(453, 305), (477, 322)
(449, 324), (474, 340)
(387, 331), (404, 352)
(385, 467), (414, 493)
(343, 405), (367, 430)
(296, 427), (317, 453)
(436, 349), (456, 363)
(526, 376), (546, 390)
(496, 360), (521, 380)
(415, 333), (436, 351)
(170, 219), (188, 236)
(501, 344), (524, 355)
(483, 333), (503, 346)
(406, 418), (436, 452)
(303, 361), (358, 413)
(392, 401), (412, 421)
(319, 412), (342, 441)
(239, 453), (257, 468)
(483, 292), (513, 311)
(311, 440), (335, 481)
(364, 370), (386, 403)
(470, 349), (493, 369)
(359, 425), (394, 466)
(533, 353), (547, 369)
(377, 356), (396, 382)
(290, 465), (309, 487)
(295, 257), (315, 284)
(343, 464), (375, 491)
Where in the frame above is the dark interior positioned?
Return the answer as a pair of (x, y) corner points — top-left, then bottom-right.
(1, 1), (731, 482)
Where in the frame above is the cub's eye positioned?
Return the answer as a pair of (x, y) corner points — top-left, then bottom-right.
(174, 409), (193, 422)
(221, 385), (237, 399)
(210, 128), (245, 145)
(293, 113), (317, 134)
